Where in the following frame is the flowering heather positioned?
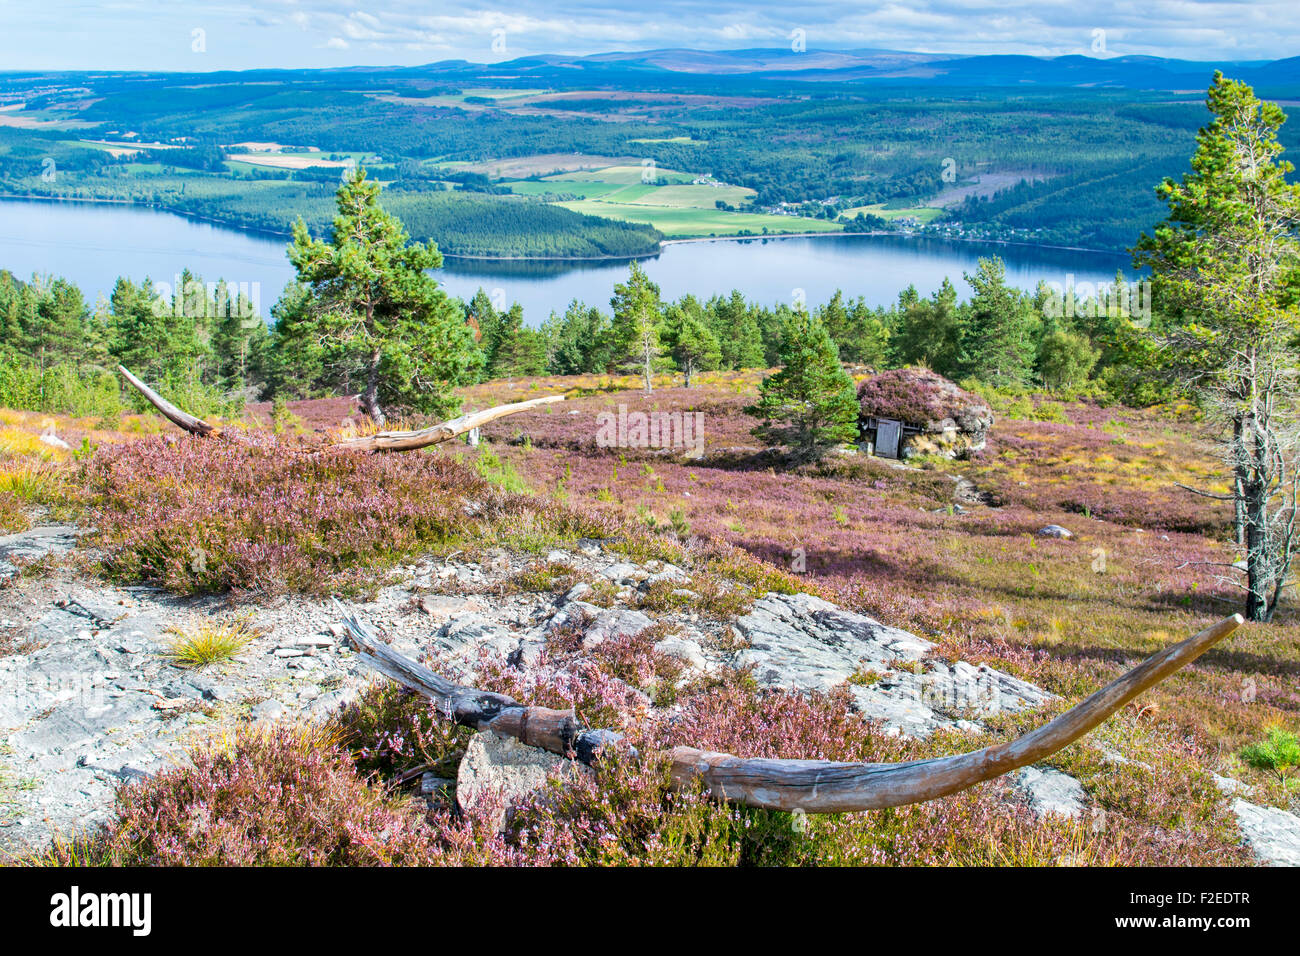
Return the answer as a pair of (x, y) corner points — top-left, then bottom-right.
(453, 378), (1298, 814)
(78, 435), (618, 596)
(9, 370), (1296, 864)
(70, 724), (450, 866)
(856, 367), (992, 432)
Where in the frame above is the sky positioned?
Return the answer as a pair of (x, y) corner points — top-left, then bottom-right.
(0, 0), (1296, 72)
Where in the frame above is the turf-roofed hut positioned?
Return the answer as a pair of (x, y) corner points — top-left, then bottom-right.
(856, 367), (993, 460)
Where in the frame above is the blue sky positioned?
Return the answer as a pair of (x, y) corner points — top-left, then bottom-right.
(0, 0), (1296, 71)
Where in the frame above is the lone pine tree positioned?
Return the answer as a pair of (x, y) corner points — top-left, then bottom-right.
(287, 168), (480, 425)
(746, 309), (859, 461)
(1136, 73), (1300, 622)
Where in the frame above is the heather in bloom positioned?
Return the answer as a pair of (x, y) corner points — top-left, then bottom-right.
(78, 435), (616, 596)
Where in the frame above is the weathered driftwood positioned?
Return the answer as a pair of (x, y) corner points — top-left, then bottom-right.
(118, 365), (221, 438)
(334, 598), (1242, 813)
(117, 364), (563, 451)
(333, 599), (623, 763)
(333, 394), (564, 452)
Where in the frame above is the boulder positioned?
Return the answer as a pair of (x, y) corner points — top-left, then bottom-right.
(1231, 799), (1300, 866)
(729, 592), (1049, 737)
(857, 368), (993, 459)
(1036, 524), (1074, 539)
(1011, 765), (1087, 819)
(456, 730), (592, 830)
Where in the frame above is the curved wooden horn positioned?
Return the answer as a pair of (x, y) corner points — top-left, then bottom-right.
(333, 598), (1242, 813)
(118, 364), (563, 451)
(669, 614), (1242, 811)
(118, 365), (219, 437)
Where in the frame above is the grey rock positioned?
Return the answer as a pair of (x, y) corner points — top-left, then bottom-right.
(433, 613), (519, 659)
(306, 686), (360, 717)
(730, 592), (1049, 737)
(601, 562), (648, 585)
(1011, 766), (1087, 819)
(456, 730), (592, 830)
(250, 699), (285, 721)
(1232, 799), (1300, 866)
(644, 563), (690, 586)
(416, 594), (482, 622)
(1213, 774), (1251, 796)
(1036, 524), (1074, 539)
(559, 582), (592, 605)
(653, 635), (708, 671)
(581, 608), (654, 648)
(0, 524), (78, 581)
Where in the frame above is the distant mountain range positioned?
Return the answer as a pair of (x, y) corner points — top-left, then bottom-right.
(396, 47), (1300, 95)
(6, 46), (1299, 97)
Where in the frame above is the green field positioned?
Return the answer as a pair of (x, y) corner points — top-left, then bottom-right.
(556, 199), (844, 237)
(543, 164), (695, 185)
(841, 202), (947, 225)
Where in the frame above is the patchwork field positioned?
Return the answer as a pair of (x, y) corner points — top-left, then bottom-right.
(555, 199), (844, 236)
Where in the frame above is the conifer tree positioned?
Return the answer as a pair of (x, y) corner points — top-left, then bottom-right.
(286, 168), (481, 424)
(608, 261), (663, 392)
(746, 310), (859, 461)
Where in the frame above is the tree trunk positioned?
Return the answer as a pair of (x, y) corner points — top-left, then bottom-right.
(1245, 469), (1269, 622)
(684, 358), (694, 389)
(360, 347), (385, 427)
(1233, 415), (1247, 547)
(643, 346), (653, 394)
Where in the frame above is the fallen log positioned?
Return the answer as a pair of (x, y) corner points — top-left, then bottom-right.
(117, 364), (564, 451)
(333, 598), (1242, 813)
(333, 599), (623, 762)
(334, 394), (565, 452)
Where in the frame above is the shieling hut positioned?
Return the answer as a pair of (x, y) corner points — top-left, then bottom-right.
(856, 368), (993, 459)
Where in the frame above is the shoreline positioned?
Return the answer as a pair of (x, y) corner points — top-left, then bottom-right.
(0, 192), (1130, 263)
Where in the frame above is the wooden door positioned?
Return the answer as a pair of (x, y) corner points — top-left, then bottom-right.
(876, 418), (902, 458)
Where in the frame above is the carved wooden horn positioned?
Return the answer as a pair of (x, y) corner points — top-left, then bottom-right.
(332, 598), (1242, 813)
(117, 364), (563, 450)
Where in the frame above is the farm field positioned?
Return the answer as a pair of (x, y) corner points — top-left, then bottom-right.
(555, 199), (843, 236)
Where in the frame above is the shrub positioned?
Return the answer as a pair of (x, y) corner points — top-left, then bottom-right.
(63, 724), (444, 866)
(80, 436), (616, 596)
(1240, 728), (1300, 785)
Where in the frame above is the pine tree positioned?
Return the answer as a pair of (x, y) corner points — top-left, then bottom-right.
(465, 288), (500, 378)
(711, 290), (764, 369)
(608, 261), (663, 392)
(286, 168), (481, 424)
(1134, 73), (1300, 621)
(489, 304), (547, 378)
(661, 295), (721, 388)
(960, 257), (1037, 387)
(892, 277), (965, 376)
(745, 311), (859, 461)
(545, 299), (610, 375)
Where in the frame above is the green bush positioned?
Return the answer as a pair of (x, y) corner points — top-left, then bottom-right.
(1240, 729), (1300, 785)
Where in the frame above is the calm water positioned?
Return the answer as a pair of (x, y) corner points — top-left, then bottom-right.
(0, 198), (1134, 324)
